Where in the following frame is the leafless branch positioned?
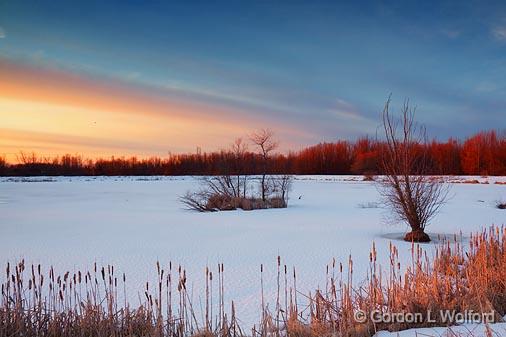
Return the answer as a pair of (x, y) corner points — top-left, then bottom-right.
(378, 97), (450, 241)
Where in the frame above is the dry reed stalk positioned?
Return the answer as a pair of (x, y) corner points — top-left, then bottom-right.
(1, 226), (505, 337)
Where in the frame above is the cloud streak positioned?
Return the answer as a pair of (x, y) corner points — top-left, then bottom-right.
(0, 58), (319, 158)
(492, 26), (506, 41)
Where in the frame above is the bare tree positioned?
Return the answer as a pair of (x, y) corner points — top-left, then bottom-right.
(231, 138), (249, 198)
(250, 129), (279, 201)
(379, 97), (450, 242)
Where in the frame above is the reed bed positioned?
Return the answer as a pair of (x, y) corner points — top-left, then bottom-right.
(1, 226), (505, 337)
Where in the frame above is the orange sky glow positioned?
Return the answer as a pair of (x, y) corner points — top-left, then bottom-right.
(0, 60), (308, 163)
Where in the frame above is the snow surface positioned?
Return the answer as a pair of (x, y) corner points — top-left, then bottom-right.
(0, 175), (505, 332)
(374, 320), (506, 337)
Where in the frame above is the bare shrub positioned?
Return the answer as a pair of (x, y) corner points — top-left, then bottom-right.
(181, 131), (293, 212)
(497, 201), (506, 209)
(268, 197), (287, 208)
(271, 175), (293, 205)
(238, 197), (253, 211)
(180, 190), (214, 212)
(378, 97), (450, 242)
(206, 193), (236, 211)
(181, 176), (292, 212)
(180, 176), (240, 212)
(231, 138), (249, 198)
(202, 176), (239, 199)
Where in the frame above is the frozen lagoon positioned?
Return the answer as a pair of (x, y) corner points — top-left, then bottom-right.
(0, 175), (505, 329)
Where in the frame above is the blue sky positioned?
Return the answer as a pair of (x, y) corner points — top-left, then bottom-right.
(0, 0), (505, 157)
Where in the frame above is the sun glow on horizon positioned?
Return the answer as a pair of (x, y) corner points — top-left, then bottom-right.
(0, 60), (306, 163)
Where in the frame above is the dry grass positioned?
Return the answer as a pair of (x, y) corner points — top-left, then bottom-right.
(1, 226), (505, 337)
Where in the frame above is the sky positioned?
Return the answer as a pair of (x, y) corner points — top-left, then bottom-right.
(1, 0), (506, 161)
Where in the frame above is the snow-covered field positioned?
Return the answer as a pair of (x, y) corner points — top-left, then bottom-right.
(1, 175), (505, 336)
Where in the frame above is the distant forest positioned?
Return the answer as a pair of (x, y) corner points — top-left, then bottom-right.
(1, 130), (505, 176)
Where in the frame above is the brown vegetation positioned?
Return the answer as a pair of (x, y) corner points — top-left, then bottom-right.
(2, 130), (505, 176)
(179, 177), (291, 212)
(1, 226), (505, 337)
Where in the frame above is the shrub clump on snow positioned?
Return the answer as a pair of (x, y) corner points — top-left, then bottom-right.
(181, 130), (293, 212)
(180, 175), (292, 212)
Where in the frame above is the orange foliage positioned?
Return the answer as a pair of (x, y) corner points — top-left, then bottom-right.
(461, 130), (506, 175)
(2, 130), (505, 176)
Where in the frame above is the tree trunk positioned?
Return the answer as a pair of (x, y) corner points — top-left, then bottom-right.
(261, 174), (266, 201)
(404, 229), (431, 242)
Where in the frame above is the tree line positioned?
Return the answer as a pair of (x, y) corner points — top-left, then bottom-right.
(1, 129), (505, 176)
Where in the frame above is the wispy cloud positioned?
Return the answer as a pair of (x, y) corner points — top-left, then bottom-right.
(492, 26), (506, 41)
(325, 99), (377, 135)
(331, 99), (368, 122)
(0, 27), (6, 39)
(0, 59), (317, 155)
